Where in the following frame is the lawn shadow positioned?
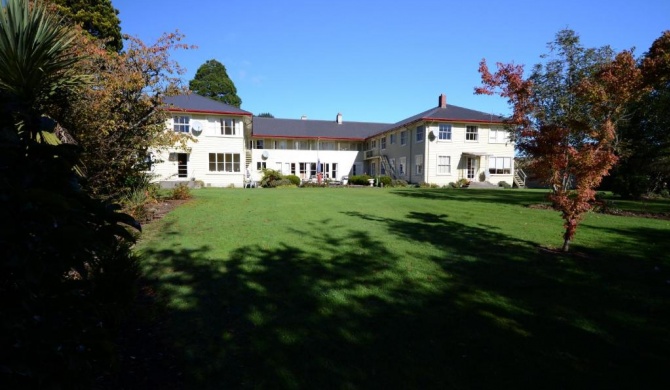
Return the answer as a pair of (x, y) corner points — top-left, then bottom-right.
(579, 223), (670, 262)
(138, 210), (670, 389)
(390, 188), (552, 207)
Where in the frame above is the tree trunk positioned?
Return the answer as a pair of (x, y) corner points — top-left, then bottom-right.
(562, 238), (570, 252)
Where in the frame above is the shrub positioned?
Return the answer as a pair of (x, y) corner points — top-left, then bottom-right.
(611, 174), (652, 200)
(420, 182), (439, 188)
(449, 182), (457, 188)
(89, 241), (141, 316)
(121, 187), (152, 221)
(498, 181), (511, 189)
(456, 178), (470, 188)
(260, 169), (284, 188)
(391, 179), (409, 187)
(267, 178), (293, 188)
(378, 176), (392, 187)
(285, 174), (301, 186)
(147, 182), (162, 200)
(301, 182), (326, 188)
(171, 183), (192, 200)
(349, 175), (373, 185)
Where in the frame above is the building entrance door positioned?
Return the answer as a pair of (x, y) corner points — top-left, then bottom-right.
(466, 157), (477, 179)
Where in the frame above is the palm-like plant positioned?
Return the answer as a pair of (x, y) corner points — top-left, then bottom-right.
(0, 0), (83, 140)
(1, 2), (140, 386)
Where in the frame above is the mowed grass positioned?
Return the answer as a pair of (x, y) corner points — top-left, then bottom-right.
(136, 188), (670, 389)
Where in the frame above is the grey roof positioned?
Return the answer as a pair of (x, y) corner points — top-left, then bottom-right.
(168, 93), (503, 139)
(387, 104), (504, 131)
(164, 94), (252, 116)
(252, 117), (390, 140)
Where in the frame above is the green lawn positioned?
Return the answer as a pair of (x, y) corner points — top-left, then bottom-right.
(136, 188), (670, 389)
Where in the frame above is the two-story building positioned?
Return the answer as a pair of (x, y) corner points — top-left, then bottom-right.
(152, 94), (253, 187)
(248, 115), (388, 182)
(153, 93), (514, 187)
(363, 94), (513, 185)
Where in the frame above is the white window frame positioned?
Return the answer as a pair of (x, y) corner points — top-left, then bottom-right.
(400, 131), (407, 146)
(489, 128), (509, 143)
(437, 155), (451, 175)
(208, 153), (241, 173)
(399, 156), (406, 176)
(299, 163), (308, 179)
(488, 157), (512, 175)
(220, 118), (236, 135)
(256, 161), (266, 171)
(415, 154), (423, 174)
(173, 116), (190, 133)
(381, 136), (386, 150)
(390, 133), (396, 144)
(466, 126), (479, 141)
(438, 124), (452, 141)
(416, 126), (425, 143)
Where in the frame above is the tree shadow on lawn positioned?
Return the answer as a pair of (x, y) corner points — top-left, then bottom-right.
(140, 212), (669, 389)
(390, 188), (551, 207)
(577, 223), (670, 262)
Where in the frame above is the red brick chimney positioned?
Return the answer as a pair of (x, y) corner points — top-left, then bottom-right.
(438, 94), (447, 108)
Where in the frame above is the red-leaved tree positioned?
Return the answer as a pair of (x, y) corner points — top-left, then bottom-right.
(475, 30), (642, 252)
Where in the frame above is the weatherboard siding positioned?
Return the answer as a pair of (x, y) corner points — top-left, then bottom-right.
(152, 94), (513, 187)
(249, 149), (360, 182)
(151, 114), (248, 187)
(422, 124), (514, 185)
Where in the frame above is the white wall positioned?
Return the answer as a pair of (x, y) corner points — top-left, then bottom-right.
(151, 114), (247, 187)
(422, 123), (515, 185)
(249, 149), (360, 182)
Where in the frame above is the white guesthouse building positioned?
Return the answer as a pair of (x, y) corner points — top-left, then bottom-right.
(151, 93), (515, 187)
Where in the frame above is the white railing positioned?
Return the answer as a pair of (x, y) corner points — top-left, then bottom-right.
(364, 149), (379, 159)
(514, 169), (527, 187)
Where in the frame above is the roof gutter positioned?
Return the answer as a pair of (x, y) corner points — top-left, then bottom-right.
(167, 107), (253, 116)
(251, 134), (366, 141)
(378, 116), (505, 138)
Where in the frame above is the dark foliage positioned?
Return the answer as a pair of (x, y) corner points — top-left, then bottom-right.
(610, 31), (670, 198)
(52, 0), (123, 52)
(348, 174), (373, 185)
(189, 59), (242, 107)
(1, 1), (140, 387)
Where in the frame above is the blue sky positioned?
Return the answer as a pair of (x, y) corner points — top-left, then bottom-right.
(115, 0), (669, 123)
